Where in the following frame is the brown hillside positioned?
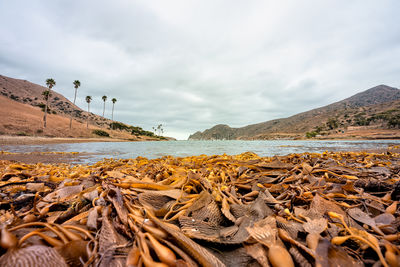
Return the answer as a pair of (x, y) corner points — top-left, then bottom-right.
(0, 74), (163, 140)
(0, 94), (141, 139)
(189, 85), (400, 140)
(0, 75), (110, 127)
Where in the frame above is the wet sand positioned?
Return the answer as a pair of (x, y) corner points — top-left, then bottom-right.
(0, 135), (117, 164)
(0, 151), (90, 164)
(0, 135), (130, 145)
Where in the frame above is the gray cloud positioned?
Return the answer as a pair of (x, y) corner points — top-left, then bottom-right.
(1, 0), (399, 139)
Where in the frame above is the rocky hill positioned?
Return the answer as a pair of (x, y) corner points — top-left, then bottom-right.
(189, 85), (400, 140)
(0, 74), (163, 140)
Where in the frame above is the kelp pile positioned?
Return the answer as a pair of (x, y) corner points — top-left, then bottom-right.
(0, 151), (399, 267)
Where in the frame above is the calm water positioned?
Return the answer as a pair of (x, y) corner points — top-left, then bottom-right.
(2, 140), (400, 164)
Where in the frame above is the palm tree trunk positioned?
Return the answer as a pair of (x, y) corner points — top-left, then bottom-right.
(43, 89), (51, 128)
(87, 103), (90, 128)
(69, 88), (77, 129)
(102, 102), (105, 117)
(112, 103), (115, 120)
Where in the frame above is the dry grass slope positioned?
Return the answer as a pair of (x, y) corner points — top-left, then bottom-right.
(0, 74), (161, 141)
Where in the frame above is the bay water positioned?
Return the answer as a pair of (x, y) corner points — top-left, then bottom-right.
(2, 139), (400, 164)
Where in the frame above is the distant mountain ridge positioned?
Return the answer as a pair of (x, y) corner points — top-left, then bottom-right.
(189, 85), (400, 140)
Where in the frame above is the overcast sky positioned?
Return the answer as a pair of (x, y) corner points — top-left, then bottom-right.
(1, 1), (399, 139)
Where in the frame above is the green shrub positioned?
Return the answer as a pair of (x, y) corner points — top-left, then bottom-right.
(110, 122), (130, 131)
(306, 131), (318, 138)
(130, 126), (154, 137)
(314, 126), (323, 133)
(110, 122), (160, 138)
(92, 129), (110, 137)
(35, 103), (53, 113)
(353, 116), (369, 126)
(388, 114), (400, 128)
(36, 103), (45, 109)
(326, 118), (338, 129)
(16, 132), (28, 136)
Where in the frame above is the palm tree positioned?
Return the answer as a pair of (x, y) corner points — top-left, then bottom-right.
(156, 124), (163, 136)
(42, 90), (52, 116)
(111, 98), (117, 120)
(102, 95), (107, 117)
(43, 78), (56, 128)
(86, 95), (92, 128)
(69, 80), (81, 129)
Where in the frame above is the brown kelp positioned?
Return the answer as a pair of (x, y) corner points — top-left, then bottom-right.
(0, 150), (399, 266)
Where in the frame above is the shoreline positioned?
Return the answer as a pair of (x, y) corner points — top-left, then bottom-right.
(1, 147), (399, 165)
(2, 134), (400, 146)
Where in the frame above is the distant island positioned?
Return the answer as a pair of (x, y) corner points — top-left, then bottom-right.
(0, 74), (175, 143)
(189, 85), (400, 140)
